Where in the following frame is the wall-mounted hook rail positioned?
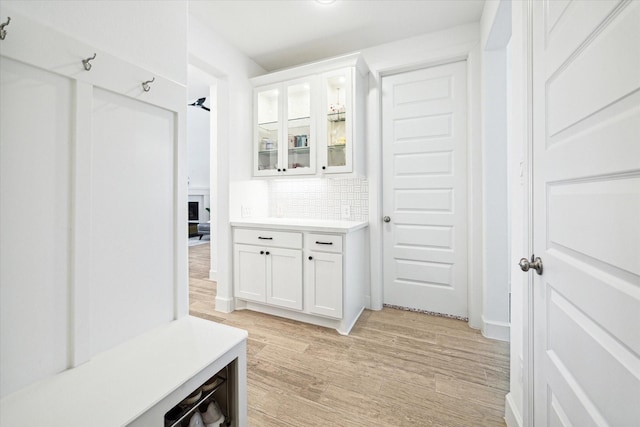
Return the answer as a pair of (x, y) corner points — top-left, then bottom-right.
(142, 77), (155, 92)
(82, 53), (96, 71)
(0, 16), (11, 40)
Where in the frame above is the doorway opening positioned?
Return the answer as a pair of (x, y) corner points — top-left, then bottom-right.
(187, 64), (218, 292)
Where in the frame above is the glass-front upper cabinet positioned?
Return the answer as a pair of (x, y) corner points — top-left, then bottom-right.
(255, 85), (280, 175)
(284, 79), (315, 175)
(254, 79), (316, 176)
(320, 68), (353, 174)
(252, 53), (368, 178)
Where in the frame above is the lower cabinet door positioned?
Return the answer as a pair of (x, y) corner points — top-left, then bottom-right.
(234, 244), (267, 303)
(266, 247), (303, 310)
(306, 251), (343, 318)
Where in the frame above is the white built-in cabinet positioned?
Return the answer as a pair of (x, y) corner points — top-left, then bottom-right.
(254, 78), (317, 176)
(305, 233), (344, 319)
(231, 220), (369, 335)
(233, 229), (303, 310)
(252, 54), (368, 178)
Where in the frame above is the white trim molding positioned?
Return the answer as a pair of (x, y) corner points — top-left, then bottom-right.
(481, 315), (510, 342)
(505, 392), (523, 427)
(214, 296), (234, 313)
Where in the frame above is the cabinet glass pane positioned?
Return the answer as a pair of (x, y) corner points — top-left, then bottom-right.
(326, 75), (347, 168)
(257, 89), (279, 171)
(287, 83), (311, 170)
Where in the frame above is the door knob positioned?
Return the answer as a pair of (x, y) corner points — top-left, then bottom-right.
(519, 255), (543, 275)
(383, 216), (391, 223)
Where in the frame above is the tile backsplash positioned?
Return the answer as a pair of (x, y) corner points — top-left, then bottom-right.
(268, 178), (368, 222)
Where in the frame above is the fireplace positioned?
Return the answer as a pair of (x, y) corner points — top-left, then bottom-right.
(188, 201), (199, 221)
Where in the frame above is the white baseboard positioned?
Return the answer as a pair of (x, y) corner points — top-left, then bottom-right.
(504, 393), (523, 427)
(481, 315), (510, 341)
(214, 296), (233, 313)
(208, 269), (217, 281)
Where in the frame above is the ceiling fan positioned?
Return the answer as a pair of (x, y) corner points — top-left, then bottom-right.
(188, 97), (210, 112)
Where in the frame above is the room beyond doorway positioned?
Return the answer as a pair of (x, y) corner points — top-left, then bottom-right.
(187, 64), (218, 279)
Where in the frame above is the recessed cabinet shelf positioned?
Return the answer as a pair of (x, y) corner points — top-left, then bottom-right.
(258, 121), (278, 131)
(164, 372), (228, 427)
(289, 116), (311, 123)
(327, 112), (346, 122)
(251, 53), (368, 178)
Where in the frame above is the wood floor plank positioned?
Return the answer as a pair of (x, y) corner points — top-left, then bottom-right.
(435, 374), (507, 412)
(188, 243), (508, 426)
(381, 379), (506, 426)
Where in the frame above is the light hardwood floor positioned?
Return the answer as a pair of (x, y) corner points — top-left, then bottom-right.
(189, 242), (509, 426)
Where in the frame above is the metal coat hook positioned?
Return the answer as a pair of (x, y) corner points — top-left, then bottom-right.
(0, 16), (11, 40)
(82, 53), (96, 71)
(142, 77), (155, 92)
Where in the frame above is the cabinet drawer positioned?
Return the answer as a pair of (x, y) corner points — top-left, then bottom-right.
(234, 228), (302, 249)
(306, 233), (343, 253)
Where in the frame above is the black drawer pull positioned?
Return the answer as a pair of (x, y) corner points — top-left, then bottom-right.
(315, 241), (333, 245)
(258, 237), (273, 240)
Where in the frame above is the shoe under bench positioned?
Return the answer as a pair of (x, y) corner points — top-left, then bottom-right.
(0, 316), (247, 426)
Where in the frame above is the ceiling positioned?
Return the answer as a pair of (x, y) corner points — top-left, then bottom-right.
(189, 0), (485, 72)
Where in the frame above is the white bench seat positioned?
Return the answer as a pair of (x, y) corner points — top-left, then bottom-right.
(0, 316), (247, 427)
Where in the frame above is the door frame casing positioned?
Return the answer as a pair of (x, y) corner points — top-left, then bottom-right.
(523, 1), (535, 425)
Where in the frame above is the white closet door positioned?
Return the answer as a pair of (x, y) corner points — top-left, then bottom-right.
(382, 61), (468, 317)
(532, 0), (640, 424)
(0, 57), (73, 398)
(89, 88), (175, 356)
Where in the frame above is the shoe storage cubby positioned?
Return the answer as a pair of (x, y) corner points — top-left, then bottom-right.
(164, 365), (231, 427)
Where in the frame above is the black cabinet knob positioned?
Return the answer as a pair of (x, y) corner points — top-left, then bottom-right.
(283, 168), (287, 172)
(322, 166), (326, 170)
(265, 251), (270, 255)
(308, 256), (313, 260)
(277, 168), (281, 172)
(260, 251), (264, 255)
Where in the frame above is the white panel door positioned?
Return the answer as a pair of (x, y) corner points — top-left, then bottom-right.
(382, 61), (468, 317)
(266, 247), (302, 310)
(89, 88), (175, 357)
(0, 57), (72, 397)
(532, 1), (640, 425)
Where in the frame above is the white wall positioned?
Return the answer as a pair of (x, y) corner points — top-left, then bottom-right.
(505, 0), (528, 424)
(358, 23), (483, 323)
(0, 0), (188, 397)
(481, 0), (527, 425)
(188, 15), (266, 312)
(0, 0), (187, 85)
(187, 104), (211, 190)
(480, 0), (511, 342)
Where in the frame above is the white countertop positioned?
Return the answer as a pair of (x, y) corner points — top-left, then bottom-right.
(230, 217), (369, 233)
(0, 316), (247, 427)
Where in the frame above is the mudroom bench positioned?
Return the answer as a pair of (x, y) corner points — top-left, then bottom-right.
(0, 316), (247, 426)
